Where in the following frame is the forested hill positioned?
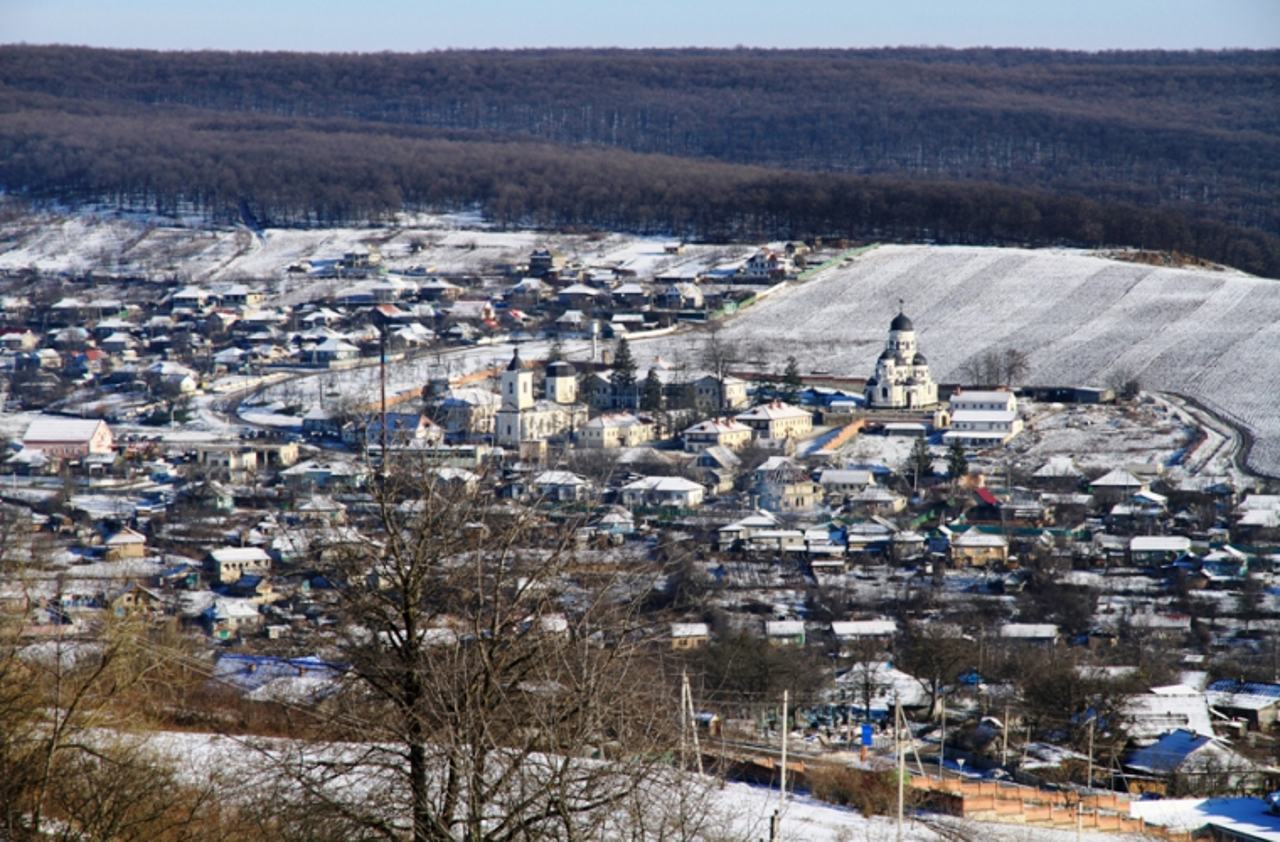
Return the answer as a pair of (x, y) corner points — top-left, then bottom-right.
(1, 45), (1279, 277)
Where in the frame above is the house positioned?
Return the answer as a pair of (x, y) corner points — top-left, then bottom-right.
(104, 527), (147, 561)
(717, 510), (783, 552)
(1123, 729), (1259, 796)
(302, 406), (343, 437)
(310, 338), (361, 365)
(765, 620), (806, 646)
(1205, 680), (1280, 732)
(280, 460), (370, 491)
(1090, 468), (1150, 502)
(0, 329), (39, 351)
(1122, 685), (1216, 743)
(22, 417), (114, 459)
(202, 598), (262, 640)
(754, 457), (821, 512)
(580, 413), (655, 449)
(530, 471), (592, 503)
(943, 390), (1022, 446)
(435, 388), (501, 439)
(206, 547), (272, 585)
(197, 444), (260, 481)
(998, 623), (1059, 646)
(742, 528), (807, 557)
(682, 417), (753, 452)
(345, 413), (445, 450)
(743, 248), (792, 281)
(671, 623), (710, 650)
(663, 283), (704, 310)
(529, 248), (567, 276)
(845, 485), (906, 515)
(817, 468), (877, 499)
(418, 277), (463, 302)
(693, 446), (741, 494)
(691, 373), (749, 412)
(557, 283), (605, 310)
(619, 476), (705, 509)
(1130, 535), (1192, 564)
(107, 583), (164, 617)
(736, 401), (813, 441)
(950, 530), (1010, 567)
(831, 620), (898, 652)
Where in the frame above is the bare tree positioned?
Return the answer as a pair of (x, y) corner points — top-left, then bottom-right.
(959, 347), (1030, 388)
(263, 467), (712, 842)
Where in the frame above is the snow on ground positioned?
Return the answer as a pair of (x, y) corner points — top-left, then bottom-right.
(4, 211), (1275, 477)
(138, 727), (1118, 842)
(632, 245), (1280, 477)
(1130, 797), (1280, 841)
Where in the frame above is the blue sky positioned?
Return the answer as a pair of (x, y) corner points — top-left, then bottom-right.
(2, 0), (1277, 52)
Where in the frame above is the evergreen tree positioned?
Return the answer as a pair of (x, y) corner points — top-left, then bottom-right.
(612, 337), (637, 397)
(946, 439), (969, 486)
(906, 437), (933, 490)
(641, 367), (664, 412)
(781, 356), (802, 403)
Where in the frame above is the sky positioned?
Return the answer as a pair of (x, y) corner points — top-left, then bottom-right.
(2, 0), (1278, 53)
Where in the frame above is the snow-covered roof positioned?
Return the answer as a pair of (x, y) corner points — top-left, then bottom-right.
(671, 623), (709, 639)
(23, 417), (108, 444)
(1124, 690), (1215, 742)
(831, 620), (897, 638)
(998, 623), (1058, 639)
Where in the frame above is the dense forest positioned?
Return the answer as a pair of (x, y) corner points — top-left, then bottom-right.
(1, 45), (1278, 276)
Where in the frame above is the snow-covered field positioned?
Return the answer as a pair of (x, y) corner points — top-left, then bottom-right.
(635, 245), (1280, 477)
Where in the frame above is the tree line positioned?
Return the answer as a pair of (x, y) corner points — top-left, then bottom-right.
(2, 44), (1277, 237)
(3, 100), (1277, 277)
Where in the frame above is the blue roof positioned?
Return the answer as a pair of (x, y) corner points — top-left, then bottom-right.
(211, 654), (349, 696)
(1207, 679), (1280, 699)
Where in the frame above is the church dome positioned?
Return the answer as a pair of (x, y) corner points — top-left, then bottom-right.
(546, 359), (576, 377)
(866, 376), (879, 387)
(506, 348), (523, 371)
(890, 312), (914, 332)
(913, 352), (929, 365)
(878, 349), (896, 362)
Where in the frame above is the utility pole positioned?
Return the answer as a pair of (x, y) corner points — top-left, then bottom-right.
(681, 670), (703, 775)
(779, 689), (789, 806)
(896, 696), (905, 842)
(939, 688), (946, 770)
(1002, 704), (1010, 767)
(379, 324), (388, 477)
(1086, 716), (1095, 790)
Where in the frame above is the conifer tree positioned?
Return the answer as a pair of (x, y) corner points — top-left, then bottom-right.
(947, 438), (969, 486)
(612, 337), (637, 396)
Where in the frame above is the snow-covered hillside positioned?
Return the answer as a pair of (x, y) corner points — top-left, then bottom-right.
(636, 245), (1280, 477)
(2, 210), (1276, 476)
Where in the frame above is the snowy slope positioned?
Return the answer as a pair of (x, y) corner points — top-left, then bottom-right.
(635, 245), (1280, 477)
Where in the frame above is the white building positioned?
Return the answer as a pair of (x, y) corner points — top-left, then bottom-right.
(943, 389), (1023, 446)
(864, 309), (938, 410)
(494, 350), (588, 447)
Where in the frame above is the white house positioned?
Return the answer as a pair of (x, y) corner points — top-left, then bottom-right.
(619, 476), (705, 509)
(736, 400), (812, 441)
(943, 390), (1022, 446)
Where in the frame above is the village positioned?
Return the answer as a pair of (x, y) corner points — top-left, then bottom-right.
(2, 221), (1280, 840)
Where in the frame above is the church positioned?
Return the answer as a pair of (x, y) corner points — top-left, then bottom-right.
(864, 308), (939, 410)
(494, 350), (589, 448)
